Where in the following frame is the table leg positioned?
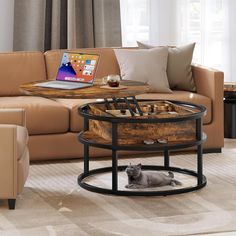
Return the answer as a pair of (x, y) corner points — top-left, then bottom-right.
(196, 118), (203, 185)
(164, 149), (169, 168)
(84, 144), (89, 175)
(111, 122), (118, 192)
(197, 144), (203, 185)
(112, 150), (118, 192)
(84, 116), (89, 175)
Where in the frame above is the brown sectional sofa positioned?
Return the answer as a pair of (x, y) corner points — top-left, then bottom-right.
(0, 48), (224, 161)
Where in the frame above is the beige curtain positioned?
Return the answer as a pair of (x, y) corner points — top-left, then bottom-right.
(13, 0), (122, 51)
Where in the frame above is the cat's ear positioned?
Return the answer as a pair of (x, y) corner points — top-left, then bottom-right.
(137, 163), (142, 168)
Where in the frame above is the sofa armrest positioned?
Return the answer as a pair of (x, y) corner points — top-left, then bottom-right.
(192, 64), (224, 148)
(192, 64), (224, 117)
(0, 125), (18, 198)
(192, 64), (224, 99)
(0, 108), (26, 127)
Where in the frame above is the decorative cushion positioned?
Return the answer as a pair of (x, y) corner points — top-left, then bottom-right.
(137, 42), (196, 92)
(114, 47), (172, 93)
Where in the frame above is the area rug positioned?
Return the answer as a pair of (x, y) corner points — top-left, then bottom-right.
(0, 139), (236, 236)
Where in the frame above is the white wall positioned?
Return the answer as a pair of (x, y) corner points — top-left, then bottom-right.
(0, 0), (14, 51)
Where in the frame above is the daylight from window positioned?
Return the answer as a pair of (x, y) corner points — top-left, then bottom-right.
(177, 0), (225, 69)
(120, 0), (150, 46)
(120, 0), (230, 80)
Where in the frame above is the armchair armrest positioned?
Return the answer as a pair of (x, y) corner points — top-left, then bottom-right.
(0, 125), (18, 198)
(0, 108), (26, 127)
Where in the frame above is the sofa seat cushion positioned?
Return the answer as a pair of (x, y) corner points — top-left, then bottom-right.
(17, 126), (28, 160)
(136, 91), (212, 124)
(0, 96), (69, 135)
(53, 98), (98, 132)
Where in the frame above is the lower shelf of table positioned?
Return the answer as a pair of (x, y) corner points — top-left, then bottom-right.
(78, 165), (207, 196)
(78, 131), (207, 151)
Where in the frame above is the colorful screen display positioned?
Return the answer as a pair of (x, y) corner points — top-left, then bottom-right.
(56, 52), (99, 83)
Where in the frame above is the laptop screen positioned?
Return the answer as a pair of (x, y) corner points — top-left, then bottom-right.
(56, 52), (100, 83)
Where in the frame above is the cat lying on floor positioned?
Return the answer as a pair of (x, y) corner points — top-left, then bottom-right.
(125, 163), (182, 189)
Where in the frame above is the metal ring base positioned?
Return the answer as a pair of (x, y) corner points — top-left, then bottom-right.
(78, 165), (207, 196)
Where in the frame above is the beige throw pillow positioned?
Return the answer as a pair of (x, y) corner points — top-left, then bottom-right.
(114, 47), (172, 93)
(137, 42), (196, 92)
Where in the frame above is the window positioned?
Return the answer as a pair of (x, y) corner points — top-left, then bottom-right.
(120, 0), (231, 81)
(120, 0), (150, 46)
(177, 0), (225, 70)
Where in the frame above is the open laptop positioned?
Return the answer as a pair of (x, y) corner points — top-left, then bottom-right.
(35, 52), (100, 89)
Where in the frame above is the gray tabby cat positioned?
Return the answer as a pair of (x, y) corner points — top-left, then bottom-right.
(125, 163), (182, 189)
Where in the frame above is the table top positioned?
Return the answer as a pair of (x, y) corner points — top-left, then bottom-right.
(79, 99), (206, 122)
(224, 82), (236, 92)
(20, 79), (150, 99)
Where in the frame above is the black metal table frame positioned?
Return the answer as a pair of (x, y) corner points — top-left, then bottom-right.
(224, 92), (236, 138)
(77, 98), (207, 196)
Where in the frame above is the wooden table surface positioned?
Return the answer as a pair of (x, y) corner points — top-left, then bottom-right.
(20, 79), (150, 99)
(224, 82), (236, 92)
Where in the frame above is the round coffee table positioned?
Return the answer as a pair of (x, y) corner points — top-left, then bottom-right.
(77, 99), (207, 196)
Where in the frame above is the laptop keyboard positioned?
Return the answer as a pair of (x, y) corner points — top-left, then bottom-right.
(34, 81), (92, 90)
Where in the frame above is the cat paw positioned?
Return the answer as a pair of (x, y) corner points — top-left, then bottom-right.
(125, 184), (141, 189)
(125, 184), (133, 189)
(170, 180), (182, 186)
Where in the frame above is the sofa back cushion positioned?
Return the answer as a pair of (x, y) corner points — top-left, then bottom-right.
(114, 47), (172, 93)
(45, 48), (120, 80)
(0, 51), (47, 96)
(137, 42), (196, 92)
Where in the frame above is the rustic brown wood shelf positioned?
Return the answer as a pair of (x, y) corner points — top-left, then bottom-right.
(78, 130), (207, 151)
